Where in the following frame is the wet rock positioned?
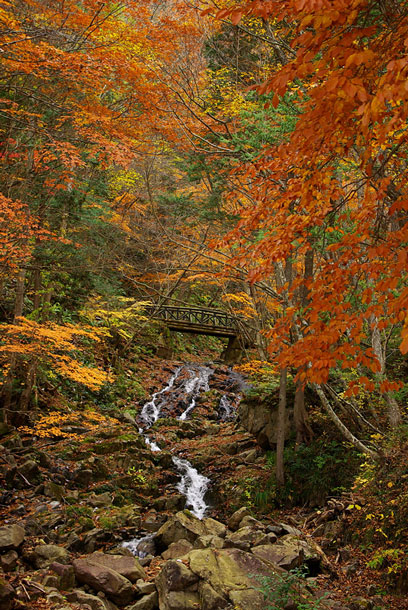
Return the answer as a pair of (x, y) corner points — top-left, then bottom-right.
(88, 552), (146, 582)
(161, 539), (193, 560)
(0, 524), (25, 550)
(227, 506), (250, 531)
(32, 544), (69, 568)
(127, 592), (158, 610)
(73, 557), (135, 605)
(0, 550), (18, 572)
(0, 577), (15, 610)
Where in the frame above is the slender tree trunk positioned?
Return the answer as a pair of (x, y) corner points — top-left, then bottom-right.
(294, 377), (313, 446)
(276, 367), (287, 486)
(371, 317), (401, 428)
(313, 383), (378, 458)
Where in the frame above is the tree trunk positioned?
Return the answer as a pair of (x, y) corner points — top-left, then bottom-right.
(371, 317), (401, 428)
(294, 377), (313, 446)
(313, 383), (378, 458)
(276, 367), (287, 486)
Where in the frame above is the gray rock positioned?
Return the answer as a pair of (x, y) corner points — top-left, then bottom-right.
(162, 539), (193, 560)
(194, 535), (224, 550)
(0, 524), (25, 550)
(227, 506), (250, 531)
(136, 581), (156, 595)
(199, 581), (229, 610)
(32, 544), (69, 568)
(19, 460), (41, 483)
(73, 558), (135, 605)
(127, 592), (158, 610)
(252, 542), (304, 571)
(155, 559), (199, 592)
(88, 552), (146, 582)
(156, 511), (226, 548)
(0, 550), (18, 572)
(66, 589), (119, 610)
(50, 562), (76, 590)
(0, 577), (15, 610)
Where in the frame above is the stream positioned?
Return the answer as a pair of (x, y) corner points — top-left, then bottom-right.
(123, 364), (241, 558)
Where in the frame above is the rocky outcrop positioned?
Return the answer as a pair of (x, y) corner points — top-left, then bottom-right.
(239, 395), (291, 449)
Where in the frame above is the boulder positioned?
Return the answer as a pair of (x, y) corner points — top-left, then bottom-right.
(0, 524), (25, 550)
(66, 589), (119, 610)
(252, 540), (304, 571)
(161, 539), (193, 560)
(188, 547), (278, 593)
(19, 460), (41, 484)
(73, 557), (135, 605)
(88, 552), (146, 582)
(156, 511), (226, 548)
(156, 559), (200, 610)
(0, 578), (15, 610)
(239, 516), (265, 530)
(156, 559), (199, 592)
(0, 550), (18, 572)
(49, 562), (76, 590)
(32, 544), (69, 568)
(199, 581), (229, 610)
(194, 535), (224, 550)
(225, 526), (267, 551)
(136, 581), (156, 595)
(227, 507), (250, 531)
(127, 592), (158, 610)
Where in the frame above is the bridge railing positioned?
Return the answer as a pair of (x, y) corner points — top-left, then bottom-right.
(144, 304), (238, 330)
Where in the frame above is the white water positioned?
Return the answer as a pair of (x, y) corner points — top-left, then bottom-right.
(178, 366), (212, 420)
(218, 395), (235, 420)
(136, 365), (214, 519)
(122, 534), (155, 558)
(172, 456), (210, 520)
(140, 367), (181, 428)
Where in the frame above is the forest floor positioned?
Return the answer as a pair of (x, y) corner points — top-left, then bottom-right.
(0, 355), (405, 610)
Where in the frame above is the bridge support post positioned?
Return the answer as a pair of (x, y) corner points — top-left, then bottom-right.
(156, 328), (174, 359)
(222, 336), (243, 365)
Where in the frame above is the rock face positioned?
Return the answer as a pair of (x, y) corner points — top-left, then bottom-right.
(156, 547), (281, 610)
(73, 557), (135, 605)
(239, 396), (291, 448)
(0, 525), (25, 551)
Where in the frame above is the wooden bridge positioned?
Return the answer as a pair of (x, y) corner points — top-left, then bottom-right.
(145, 304), (252, 363)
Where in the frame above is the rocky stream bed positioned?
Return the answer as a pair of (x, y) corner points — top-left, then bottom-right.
(0, 360), (391, 610)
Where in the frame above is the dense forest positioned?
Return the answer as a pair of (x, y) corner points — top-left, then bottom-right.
(0, 1), (407, 609)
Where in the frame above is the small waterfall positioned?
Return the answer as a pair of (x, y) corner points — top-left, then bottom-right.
(140, 367), (181, 428)
(218, 395), (236, 421)
(178, 365), (212, 420)
(172, 456), (210, 519)
(122, 534), (155, 558)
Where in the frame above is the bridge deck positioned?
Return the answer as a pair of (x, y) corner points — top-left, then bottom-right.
(145, 304), (239, 338)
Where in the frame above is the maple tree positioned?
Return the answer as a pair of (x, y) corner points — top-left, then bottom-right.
(195, 0), (408, 455)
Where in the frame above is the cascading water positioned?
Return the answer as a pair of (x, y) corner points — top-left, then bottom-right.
(122, 534), (155, 558)
(136, 364), (214, 519)
(178, 365), (212, 421)
(172, 456), (210, 520)
(218, 394), (235, 421)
